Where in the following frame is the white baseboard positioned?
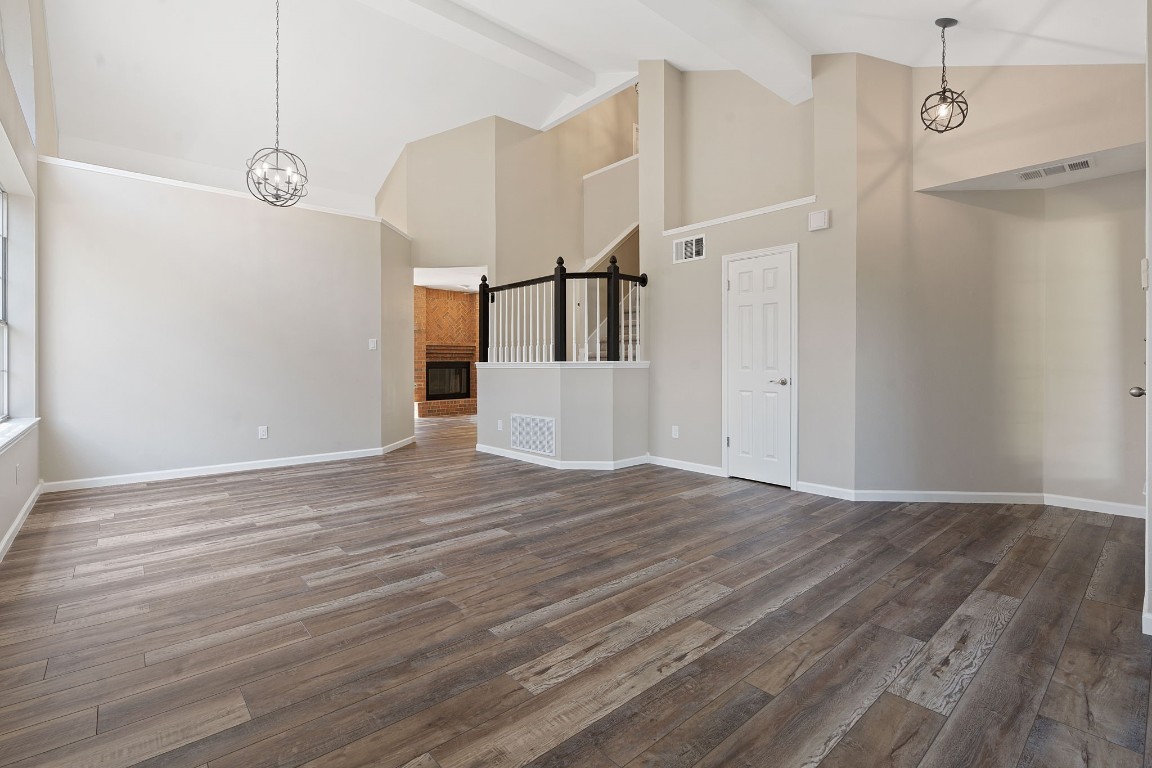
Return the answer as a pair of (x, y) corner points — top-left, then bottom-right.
(0, 480), (43, 562)
(476, 444), (648, 471)
(42, 439), (415, 493)
(634, 456), (727, 477)
(793, 484), (1145, 518)
(1041, 494), (1144, 519)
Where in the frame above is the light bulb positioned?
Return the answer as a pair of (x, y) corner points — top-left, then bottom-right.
(936, 102), (952, 121)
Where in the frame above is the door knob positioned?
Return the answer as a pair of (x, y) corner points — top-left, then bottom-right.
(1130, 386), (1146, 398)
(770, 378), (790, 386)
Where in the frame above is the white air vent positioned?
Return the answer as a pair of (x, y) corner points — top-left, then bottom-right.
(1018, 157), (1094, 183)
(511, 414), (555, 456)
(673, 234), (706, 264)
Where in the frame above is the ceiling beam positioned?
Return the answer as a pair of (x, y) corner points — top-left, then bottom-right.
(352, 0), (595, 95)
(633, 0), (813, 104)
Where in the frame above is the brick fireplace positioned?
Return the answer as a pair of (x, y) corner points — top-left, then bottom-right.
(414, 286), (478, 417)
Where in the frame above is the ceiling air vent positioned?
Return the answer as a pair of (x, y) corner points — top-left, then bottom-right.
(1018, 157), (1094, 183)
(673, 234), (705, 264)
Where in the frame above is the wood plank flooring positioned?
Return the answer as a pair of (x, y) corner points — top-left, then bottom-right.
(0, 415), (1147, 767)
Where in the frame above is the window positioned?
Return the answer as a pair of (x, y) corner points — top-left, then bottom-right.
(0, 189), (10, 421)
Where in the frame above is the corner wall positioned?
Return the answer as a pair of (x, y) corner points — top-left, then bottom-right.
(38, 160), (410, 486)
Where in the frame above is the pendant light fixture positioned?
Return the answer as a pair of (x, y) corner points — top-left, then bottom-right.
(246, 0), (308, 207)
(920, 18), (968, 133)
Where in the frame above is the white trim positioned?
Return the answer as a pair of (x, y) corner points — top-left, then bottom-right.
(1043, 494), (1144, 519)
(477, 361), (650, 370)
(37, 157), (410, 234)
(1144, 592), (1152, 634)
(584, 223), (639, 272)
(41, 438), (415, 493)
(792, 484), (1145, 518)
(0, 480), (42, 563)
(477, 444), (648, 471)
(0, 418), (39, 458)
(663, 196), (817, 238)
(645, 456), (727, 477)
(721, 245), (800, 491)
(582, 154), (639, 182)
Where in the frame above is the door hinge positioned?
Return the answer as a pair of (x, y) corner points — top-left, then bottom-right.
(726, 436), (730, 447)
(727, 280), (731, 291)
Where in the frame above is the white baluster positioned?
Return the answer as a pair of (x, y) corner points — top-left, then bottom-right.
(571, 280), (577, 362)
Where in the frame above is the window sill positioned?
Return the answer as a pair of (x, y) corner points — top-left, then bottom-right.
(0, 418), (38, 456)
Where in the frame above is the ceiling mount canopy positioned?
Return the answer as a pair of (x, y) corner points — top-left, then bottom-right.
(920, 17), (968, 133)
(246, 0), (308, 207)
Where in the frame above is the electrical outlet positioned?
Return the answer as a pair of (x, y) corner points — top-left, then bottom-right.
(497, 419), (503, 431)
(368, 339), (378, 350)
(258, 426), (269, 439)
(672, 426), (680, 439)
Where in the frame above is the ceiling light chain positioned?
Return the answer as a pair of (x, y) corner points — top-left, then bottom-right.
(246, 0), (309, 207)
(920, 18), (968, 134)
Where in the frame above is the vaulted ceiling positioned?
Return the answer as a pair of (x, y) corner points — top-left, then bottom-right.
(44, 0), (1146, 215)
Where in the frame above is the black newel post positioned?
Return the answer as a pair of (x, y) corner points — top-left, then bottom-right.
(606, 255), (621, 361)
(478, 275), (490, 363)
(553, 258), (567, 362)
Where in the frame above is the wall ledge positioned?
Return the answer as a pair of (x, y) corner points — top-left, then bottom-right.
(477, 362), (650, 370)
(663, 195), (817, 237)
(42, 436), (415, 493)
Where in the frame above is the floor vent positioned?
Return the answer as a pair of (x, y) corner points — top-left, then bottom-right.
(511, 414), (556, 456)
(673, 234), (705, 264)
(1018, 157), (1094, 183)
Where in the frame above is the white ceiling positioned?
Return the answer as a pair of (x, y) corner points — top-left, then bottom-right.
(43, 0), (1147, 216)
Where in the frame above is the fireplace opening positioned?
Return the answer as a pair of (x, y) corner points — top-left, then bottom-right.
(426, 361), (471, 400)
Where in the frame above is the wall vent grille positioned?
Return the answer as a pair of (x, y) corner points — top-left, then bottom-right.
(1018, 157), (1094, 183)
(673, 234), (706, 263)
(510, 414), (556, 456)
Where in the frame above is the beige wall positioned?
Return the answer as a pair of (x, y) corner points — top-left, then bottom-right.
(380, 88), (637, 285)
(38, 161), (406, 483)
(406, 118), (496, 272)
(375, 148), (408, 232)
(855, 55), (1049, 494)
(496, 89), (638, 283)
(29, 0), (55, 157)
(476, 364), (648, 463)
(640, 58), (858, 486)
(381, 224), (415, 448)
(643, 54), (1144, 507)
(913, 64), (1145, 191)
(680, 70), (815, 224)
(1043, 172), (1146, 505)
(583, 156), (638, 267)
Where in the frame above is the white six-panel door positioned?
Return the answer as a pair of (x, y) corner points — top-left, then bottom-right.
(726, 250), (793, 486)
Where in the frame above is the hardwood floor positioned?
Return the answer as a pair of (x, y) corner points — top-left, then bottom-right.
(0, 415), (1147, 767)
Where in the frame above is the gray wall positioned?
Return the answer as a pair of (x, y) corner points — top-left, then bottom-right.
(38, 160), (412, 483)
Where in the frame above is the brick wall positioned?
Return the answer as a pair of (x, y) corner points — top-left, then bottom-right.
(413, 286), (478, 417)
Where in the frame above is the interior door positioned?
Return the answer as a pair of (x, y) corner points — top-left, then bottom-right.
(727, 250), (792, 486)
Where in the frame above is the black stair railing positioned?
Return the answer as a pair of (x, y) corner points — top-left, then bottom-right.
(479, 256), (648, 363)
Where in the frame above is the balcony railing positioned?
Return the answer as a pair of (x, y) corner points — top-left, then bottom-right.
(479, 256), (648, 363)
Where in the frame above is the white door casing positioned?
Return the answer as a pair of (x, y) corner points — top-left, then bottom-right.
(725, 247), (795, 487)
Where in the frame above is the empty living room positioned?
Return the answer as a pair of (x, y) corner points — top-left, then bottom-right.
(0, 1), (1151, 766)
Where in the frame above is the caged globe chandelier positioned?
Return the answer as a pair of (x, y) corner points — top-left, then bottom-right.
(246, 0), (308, 207)
(920, 18), (968, 133)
